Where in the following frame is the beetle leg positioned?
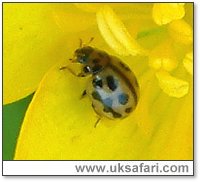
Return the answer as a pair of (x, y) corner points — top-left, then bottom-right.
(60, 66), (85, 77)
(59, 66), (67, 70)
(60, 66), (77, 76)
(94, 117), (101, 128)
(80, 90), (87, 99)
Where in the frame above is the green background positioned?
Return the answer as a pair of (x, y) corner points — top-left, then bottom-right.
(3, 93), (34, 160)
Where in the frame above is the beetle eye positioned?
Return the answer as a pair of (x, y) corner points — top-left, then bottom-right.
(77, 54), (85, 63)
(83, 66), (91, 73)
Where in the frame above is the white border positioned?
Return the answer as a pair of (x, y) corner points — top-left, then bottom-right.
(3, 161), (194, 176)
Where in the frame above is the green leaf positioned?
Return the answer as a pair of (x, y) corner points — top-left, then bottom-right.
(3, 93), (34, 160)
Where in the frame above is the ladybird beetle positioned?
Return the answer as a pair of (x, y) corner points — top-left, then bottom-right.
(61, 38), (139, 127)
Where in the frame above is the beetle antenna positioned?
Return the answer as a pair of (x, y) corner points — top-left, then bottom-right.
(88, 37), (94, 45)
(79, 38), (83, 48)
(79, 37), (94, 47)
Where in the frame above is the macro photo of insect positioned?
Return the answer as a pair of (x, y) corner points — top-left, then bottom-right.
(3, 3), (193, 160)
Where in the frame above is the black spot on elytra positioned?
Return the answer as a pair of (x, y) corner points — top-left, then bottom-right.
(103, 106), (109, 113)
(112, 112), (122, 118)
(119, 61), (131, 71)
(92, 64), (103, 74)
(92, 91), (101, 102)
(103, 106), (122, 118)
(92, 78), (103, 88)
(125, 107), (132, 113)
(106, 75), (118, 91)
(118, 93), (129, 105)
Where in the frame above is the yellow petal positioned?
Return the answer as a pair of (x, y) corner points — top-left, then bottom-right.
(147, 87), (193, 159)
(183, 52), (193, 75)
(52, 10), (95, 33)
(161, 89), (193, 159)
(74, 3), (152, 15)
(96, 5), (146, 56)
(74, 3), (101, 13)
(133, 70), (156, 136)
(168, 19), (193, 45)
(156, 70), (189, 98)
(3, 3), (86, 104)
(152, 3), (185, 25)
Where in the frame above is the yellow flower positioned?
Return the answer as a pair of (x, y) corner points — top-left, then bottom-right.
(3, 3), (193, 160)
(152, 3), (185, 25)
